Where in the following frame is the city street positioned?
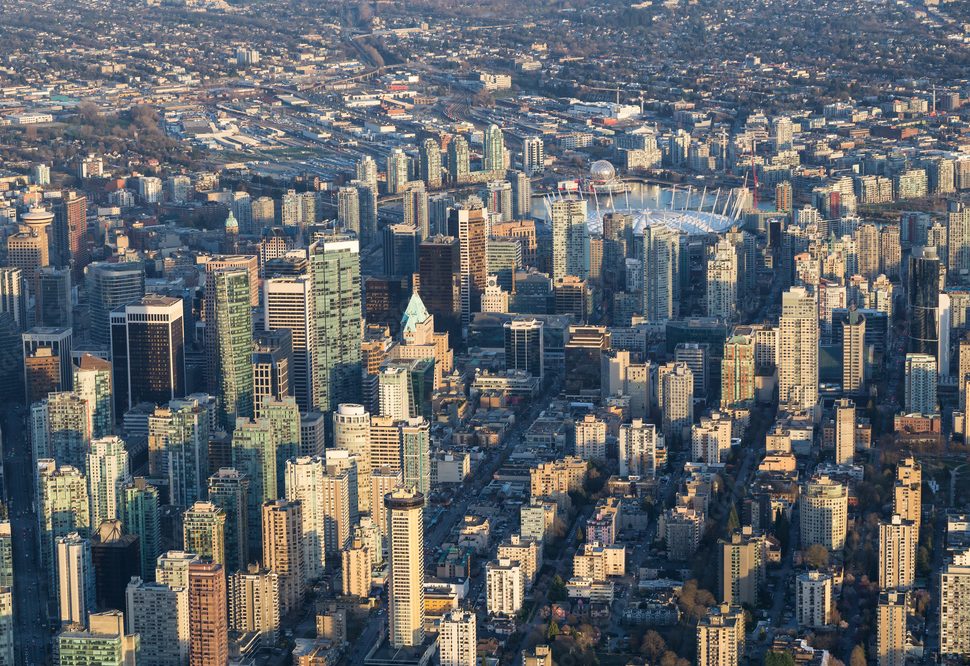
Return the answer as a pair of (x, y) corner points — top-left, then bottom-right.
(3, 406), (50, 665)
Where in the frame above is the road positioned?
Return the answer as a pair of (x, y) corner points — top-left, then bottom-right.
(337, 396), (553, 664)
(3, 406), (50, 665)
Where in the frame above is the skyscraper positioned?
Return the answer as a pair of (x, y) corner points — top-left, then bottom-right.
(642, 225), (681, 321)
(252, 329), (292, 418)
(719, 528), (765, 607)
(439, 609), (477, 666)
(483, 124), (506, 172)
(878, 514), (917, 590)
(148, 398), (210, 507)
(333, 404), (372, 514)
(0, 267), (26, 330)
(87, 436), (130, 528)
(356, 155), (378, 192)
(401, 417), (431, 497)
(30, 391), (90, 469)
(228, 566), (281, 646)
(893, 456), (922, 533)
(801, 476), (848, 551)
(383, 224), (418, 278)
(417, 235), (461, 337)
(36, 267), (72, 329)
(264, 275), (314, 412)
(357, 180), (380, 245)
(23, 326), (73, 396)
(74, 354), (113, 439)
(504, 318), (544, 379)
(284, 456), (328, 580)
(38, 461), (90, 593)
(877, 590), (907, 666)
(419, 138), (442, 188)
(126, 576), (190, 665)
(696, 605), (745, 666)
(842, 308), (866, 395)
(386, 148), (410, 195)
(618, 419), (661, 477)
(834, 398), (856, 465)
(110, 295), (185, 415)
(183, 501), (227, 566)
(261, 500), (304, 615)
(52, 191), (88, 278)
(8, 206), (52, 294)
(660, 362), (694, 446)
(85, 261), (145, 347)
(309, 234), (362, 414)
(56, 610), (138, 665)
(207, 469), (250, 574)
(403, 182), (430, 240)
(721, 330), (755, 408)
(206, 269), (254, 427)
(121, 478), (160, 582)
(231, 419), (277, 557)
(447, 204), (489, 328)
(336, 186), (360, 234)
(523, 136), (545, 176)
(909, 246), (941, 357)
(778, 286), (819, 412)
(904, 353), (938, 415)
(706, 240), (738, 320)
(447, 135), (470, 184)
(188, 562), (228, 666)
(551, 198), (588, 281)
(385, 487), (425, 648)
(56, 532), (95, 628)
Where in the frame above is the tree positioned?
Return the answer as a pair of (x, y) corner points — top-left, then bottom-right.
(765, 652), (796, 666)
(640, 630), (667, 663)
(726, 504), (740, 534)
(549, 575), (568, 603)
(547, 620), (560, 640)
(850, 645), (866, 666)
(804, 544), (830, 569)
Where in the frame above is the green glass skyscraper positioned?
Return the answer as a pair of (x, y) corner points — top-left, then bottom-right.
(120, 478), (160, 581)
(209, 268), (254, 428)
(309, 234), (362, 416)
(231, 420), (277, 558)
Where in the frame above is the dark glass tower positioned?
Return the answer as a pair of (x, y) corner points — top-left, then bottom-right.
(908, 246), (941, 358)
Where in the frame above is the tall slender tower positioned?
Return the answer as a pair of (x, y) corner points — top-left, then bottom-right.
(385, 487), (425, 648)
(778, 286), (819, 411)
(908, 246), (941, 358)
(56, 532), (95, 628)
(447, 135), (470, 184)
(834, 398), (856, 465)
(642, 225), (681, 321)
(842, 308), (866, 395)
(447, 204), (489, 329)
(207, 269), (254, 428)
(261, 500), (304, 615)
(52, 192), (89, 278)
(264, 276), (314, 412)
(188, 562), (228, 666)
(309, 234), (362, 414)
(483, 124), (506, 172)
(419, 138), (442, 188)
(551, 198), (588, 281)
(706, 240), (738, 320)
(207, 469), (250, 574)
(87, 436), (130, 528)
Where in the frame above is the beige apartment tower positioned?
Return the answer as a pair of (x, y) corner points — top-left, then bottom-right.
(385, 487), (425, 649)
